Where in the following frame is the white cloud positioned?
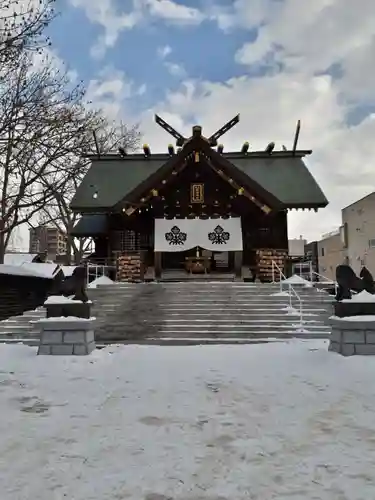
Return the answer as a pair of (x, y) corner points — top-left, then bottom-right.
(82, 0), (375, 242)
(164, 61), (186, 78)
(69, 0), (203, 59)
(157, 45), (172, 59)
(86, 67), (134, 120)
(69, 0), (141, 59)
(142, 0), (204, 25)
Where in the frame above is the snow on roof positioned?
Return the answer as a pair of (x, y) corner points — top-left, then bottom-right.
(88, 275), (114, 288)
(61, 266), (77, 277)
(4, 253), (36, 266)
(0, 264), (41, 277)
(283, 274), (311, 285)
(19, 262), (60, 279)
(342, 290), (375, 303)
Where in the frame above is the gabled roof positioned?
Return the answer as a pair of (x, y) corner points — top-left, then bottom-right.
(70, 141), (328, 211)
(226, 153), (328, 208)
(70, 154), (167, 212)
(118, 137), (282, 210)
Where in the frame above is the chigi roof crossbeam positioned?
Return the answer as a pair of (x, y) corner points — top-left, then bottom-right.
(154, 113), (240, 147)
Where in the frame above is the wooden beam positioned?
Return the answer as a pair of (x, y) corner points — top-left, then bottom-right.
(206, 160), (272, 213)
(292, 120), (301, 155)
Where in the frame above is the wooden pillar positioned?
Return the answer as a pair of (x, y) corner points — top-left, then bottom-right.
(154, 251), (162, 280)
(234, 251), (242, 278)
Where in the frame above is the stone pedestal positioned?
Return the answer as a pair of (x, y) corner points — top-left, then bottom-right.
(46, 302), (91, 319)
(334, 301), (375, 317)
(37, 318), (95, 355)
(329, 317), (375, 356)
(37, 295), (96, 355)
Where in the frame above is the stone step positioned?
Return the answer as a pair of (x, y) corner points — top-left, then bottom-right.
(156, 307), (328, 312)
(142, 331), (330, 338)
(149, 312), (323, 318)
(0, 337), (315, 347)
(129, 322), (331, 330)
(96, 330), (329, 341)
(100, 327), (330, 338)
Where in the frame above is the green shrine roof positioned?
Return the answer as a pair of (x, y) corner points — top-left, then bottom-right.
(70, 149), (328, 212)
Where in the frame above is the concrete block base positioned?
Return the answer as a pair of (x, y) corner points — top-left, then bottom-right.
(37, 319), (96, 356)
(329, 317), (375, 356)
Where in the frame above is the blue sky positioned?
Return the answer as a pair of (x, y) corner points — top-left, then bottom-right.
(50, 0), (254, 109)
(43, 0), (375, 241)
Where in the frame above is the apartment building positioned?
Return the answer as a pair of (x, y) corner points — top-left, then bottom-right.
(316, 191), (375, 278)
(29, 225), (67, 259)
(317, 230), (346, 280)
(341, 192), (375, 275)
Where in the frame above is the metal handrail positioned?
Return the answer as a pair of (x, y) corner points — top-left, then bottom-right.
(272, 260), (287, 292)
(311, 270), (335, 283)
(271, 260), (303, 326)
(310, 271), (338, 294)
(86, 263), (112, 283)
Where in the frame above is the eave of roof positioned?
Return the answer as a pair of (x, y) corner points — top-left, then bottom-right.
(84, 149), (313, 161)
(70, 214), (108, 236)
(71, 145), (326, 212)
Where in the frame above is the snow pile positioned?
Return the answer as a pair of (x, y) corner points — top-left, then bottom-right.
(271, 290), (290, 297)
(283, 274), (311, 285)
(36, 316), (95, 323)
(88, 275), (114, 288)
(1, 340), (375, 499)
(343, 290), (375, 303)
(283, 305), (300, 316)
(331, 315), (375, 322)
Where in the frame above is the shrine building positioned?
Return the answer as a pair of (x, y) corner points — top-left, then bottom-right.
(70, 115), (328, 281)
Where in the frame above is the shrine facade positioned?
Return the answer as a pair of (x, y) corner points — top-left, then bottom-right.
(70, 116), (328, 281)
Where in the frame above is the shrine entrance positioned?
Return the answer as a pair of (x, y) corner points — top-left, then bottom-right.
(153, 217), (243, 279)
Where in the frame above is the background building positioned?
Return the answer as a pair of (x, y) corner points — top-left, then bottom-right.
(29, 226), (67, 259)
(341, 192), (375, 275)
(317, 230), (346, 280)
(315, 191), (375, 278)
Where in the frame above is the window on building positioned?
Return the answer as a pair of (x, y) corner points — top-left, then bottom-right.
(369, 239), (375, 248)
(321, 247), (325, 257)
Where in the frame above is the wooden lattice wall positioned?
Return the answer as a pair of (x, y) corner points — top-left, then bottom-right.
(116, 253), (142, 282)
(256, 248), (288, 282)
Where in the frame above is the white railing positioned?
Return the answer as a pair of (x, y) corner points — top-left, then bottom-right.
(292, 261), (313, 282)
(86, 264), (109, 283)
(311, 270), (338, 295)
(271, 260), (303, 326)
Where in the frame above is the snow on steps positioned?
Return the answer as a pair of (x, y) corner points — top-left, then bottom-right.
(0, 282), (333, 345)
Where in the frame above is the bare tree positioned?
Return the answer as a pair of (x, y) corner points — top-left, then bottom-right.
(0, 0), (55, 64)
(35, 120), (141, 264)
(0, 51), (96, 262)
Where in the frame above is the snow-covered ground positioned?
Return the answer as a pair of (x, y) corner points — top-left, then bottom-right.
(1, 340), (375, 499)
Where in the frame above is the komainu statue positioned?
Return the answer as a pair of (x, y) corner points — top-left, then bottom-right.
(360, 266), (375, 294)
(60, 265), (89, 303)
(335, 265), (363, 301)
(335, 264), (375, 301)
